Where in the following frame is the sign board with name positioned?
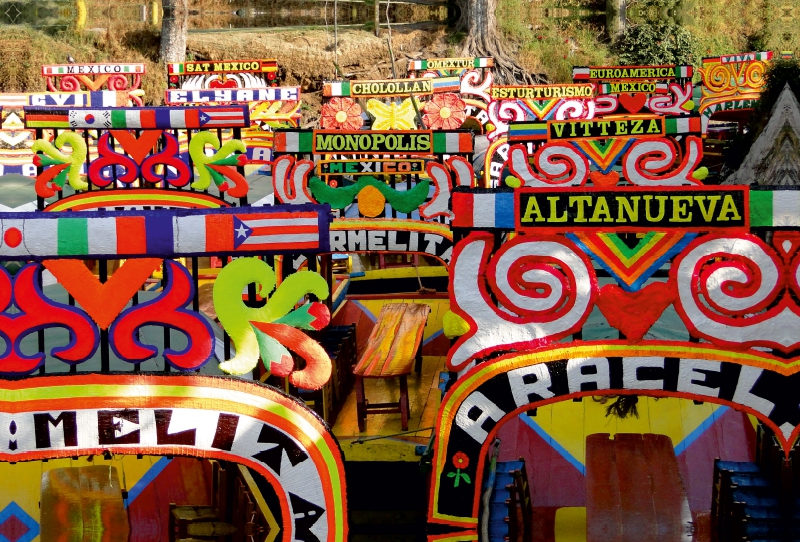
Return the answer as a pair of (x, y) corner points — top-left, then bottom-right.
(0, 91), (131, 108)
(0, 375), (347, 542)
(598, 81), (669, 94)
(42, 64), (145, 76)
(329, 220), (453, 265)
(167, 59), (278, 75)
(323, 78), (434, 98)
(573, 65), (693, 82)
(317, 159), (425, 176)
(516, 187), (748, 232)
(490, 84), (595, 100)
(273, 130), (473, 155)
(509, 116), (666, 142)
(429, 345), (800, 526)
(407, 57), (494, 71)
(165, 87), (300, 104)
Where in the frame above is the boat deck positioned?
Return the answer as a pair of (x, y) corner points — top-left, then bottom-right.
(332, 356), (445, 462)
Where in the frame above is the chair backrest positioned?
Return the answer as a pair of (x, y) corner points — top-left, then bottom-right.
(506, 459), (532, 542)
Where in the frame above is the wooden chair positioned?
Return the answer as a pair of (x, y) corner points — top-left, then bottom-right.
(352, 302), (430, 432)
(507, 460), (532, 542)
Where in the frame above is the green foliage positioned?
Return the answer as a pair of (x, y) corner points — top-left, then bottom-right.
(611, 21), (698, 66)
(447, 31), (466, 45)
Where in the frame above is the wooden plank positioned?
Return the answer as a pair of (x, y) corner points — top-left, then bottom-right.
(379, 303), (430, 375)
(642, 434), (688, 540)
(354, 303), (407, 376)
(613, 434), (654, 541)
(41, 466), (129, 542)
(354, 303), (430, 377)
(586, 433), (622, 542)
(41, 467), (84, 542)
(178, 457), (210, 505)
(81, 466), (130, 542)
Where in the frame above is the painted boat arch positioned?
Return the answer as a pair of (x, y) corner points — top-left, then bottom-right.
(0, 373), (347, 542)
(428, 343), (800, 529)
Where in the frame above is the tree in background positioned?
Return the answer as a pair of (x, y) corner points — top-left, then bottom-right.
(159, 0), (188, 63)
(610, 20), (698, 66)
(455, 0), (546, 84)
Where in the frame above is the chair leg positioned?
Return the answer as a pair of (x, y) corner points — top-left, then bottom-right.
(355, 376), (366, 432)
(399, 375), (409, 431)
(414, 346), (423, 375)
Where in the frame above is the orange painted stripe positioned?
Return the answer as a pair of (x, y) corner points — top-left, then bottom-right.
(115, 216), (147, 254)
(205, 214), (233, 252)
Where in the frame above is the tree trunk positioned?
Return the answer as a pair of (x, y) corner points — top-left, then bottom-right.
(606, 0), (626, 39)
(456, 0), (545, 84)
(159, 0), (188, 64)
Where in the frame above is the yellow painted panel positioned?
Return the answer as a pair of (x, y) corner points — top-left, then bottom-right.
(555, 507), (587, 542)
(533, 397), (724, 467)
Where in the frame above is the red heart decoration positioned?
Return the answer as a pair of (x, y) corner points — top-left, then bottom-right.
(589, 170), (620, 188)
(209, 79), (238, 89)
(43, 258), (162, 330)
(110, 130), (163, 165)
(618, 93), (647, 113)
(595, 281), (675, 341)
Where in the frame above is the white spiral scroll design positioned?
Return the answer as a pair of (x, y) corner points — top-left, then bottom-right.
(448, 235), (595, 371)
(647, 82), (693, 116)
(675, 237), (800, 349)
(421, 162), (453, 219)
(460, 70), (493, 102)
(488, 100), (526, 140)
(594, 95), (619, 115)
(555, 99), (596, 120)
(623, 136), (703, 186)
(508, 144), (589, 187)
(271, 155), (314, 204)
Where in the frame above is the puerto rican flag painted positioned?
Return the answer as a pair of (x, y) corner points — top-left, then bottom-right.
(232, 214), (321, 250)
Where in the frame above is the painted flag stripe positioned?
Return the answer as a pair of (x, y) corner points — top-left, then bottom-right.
(244, 218), (319, 228)
(0, 207), (329, 259)
(494, 193), (515, 228)
(750, 190), (800, 227)
(242, 233), (320, 245)
(57, 218), (88, 256)
(472, 193), (496, 227)
(451, 192), (475, 228)
(432, 132), (473, 154)
(24, 106), (249, 129)
(508, 122), (547, 140)
(432, 77), (461, 93)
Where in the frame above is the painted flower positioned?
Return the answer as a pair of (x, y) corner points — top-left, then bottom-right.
(452, 452), (470, 470)
(423, 93), (466, 130)
(321, 97), (364, 130)
(447, 451), (472, 487)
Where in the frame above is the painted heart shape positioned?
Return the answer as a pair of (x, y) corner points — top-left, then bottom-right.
(43, 258), (162, 329)
(589, 170), (620, 188)
(595, 281), (675, 341)
(618, 93), (647, 114)
(110, 130), (163, 165)
(76, 74), (111, 91)
(209, 79), (238, 89)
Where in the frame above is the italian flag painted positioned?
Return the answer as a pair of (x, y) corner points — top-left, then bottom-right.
(750, 190), (800, 228)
